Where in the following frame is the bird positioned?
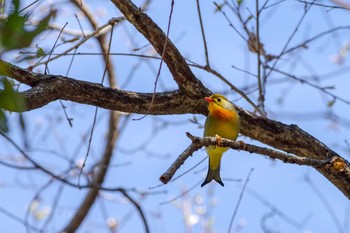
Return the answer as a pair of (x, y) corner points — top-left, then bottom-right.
(201, 94), (241, 187)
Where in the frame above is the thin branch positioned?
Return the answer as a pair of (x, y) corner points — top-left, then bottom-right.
(188, 60), (266, 116)
(159, 133), (335, 184)
(297, 0), (350, 10)
(40, 183), (65, 232)
(44, 22), (68, 74)
(268, 66), (350, 105)
(282, 26), (350, 57)
(159, 179), (203, 205)
(20, 51), (162, 59)
(0, 206), (39, 232)
(255, 0), (265, 111)
(246, 187), (304, 229)
(213, 1), (247, 42)
(265, 0), (315, 79)
(119, 188), (150, 233)
(227, 168), (254, 233)
(29, 17), (124, 69)
(78, 21), (115, 187)
(196, 0), (210, 67)
(304, 174), (344, 233)
(134, 0), (175, 120)
(71, 0), (118, 87)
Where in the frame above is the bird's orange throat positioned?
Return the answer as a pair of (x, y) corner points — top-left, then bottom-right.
(208, 103), (238, 120)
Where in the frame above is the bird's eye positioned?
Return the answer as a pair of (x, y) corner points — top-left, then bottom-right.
(217, 98), (221, 102)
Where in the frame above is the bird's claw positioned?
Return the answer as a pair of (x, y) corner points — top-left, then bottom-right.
(215, 134), (222, 146)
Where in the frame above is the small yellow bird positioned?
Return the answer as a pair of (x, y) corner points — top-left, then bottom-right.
(201, 94), (240, 187)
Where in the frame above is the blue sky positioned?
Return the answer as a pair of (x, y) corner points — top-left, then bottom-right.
(1, 0), (350, 232)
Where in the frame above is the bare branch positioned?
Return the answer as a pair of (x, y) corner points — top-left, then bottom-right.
(188, 60), (266, 116)
(159, 133), (337, 184)
(119, 188), (150, 233)
(228, 168), (254, 233)
(196, 0), (210, 67)
(29, 17), (124, 69)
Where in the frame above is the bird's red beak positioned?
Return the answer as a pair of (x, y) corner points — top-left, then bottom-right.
(204, 97), (213, 102)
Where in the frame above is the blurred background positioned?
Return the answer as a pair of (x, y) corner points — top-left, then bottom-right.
(1, 0), (350, 232)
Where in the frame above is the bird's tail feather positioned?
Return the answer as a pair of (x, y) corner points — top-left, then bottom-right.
(201, 165), (224, 187)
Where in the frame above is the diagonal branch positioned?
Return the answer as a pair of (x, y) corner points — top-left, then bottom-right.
(110, 0), (210, 97)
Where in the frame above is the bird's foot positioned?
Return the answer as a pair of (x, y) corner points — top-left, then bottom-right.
(215, 134), (222, 146)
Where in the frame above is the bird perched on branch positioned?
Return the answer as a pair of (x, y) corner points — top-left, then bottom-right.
(201, 94), (241, 187)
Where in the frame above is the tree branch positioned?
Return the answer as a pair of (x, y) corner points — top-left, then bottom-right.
(159, 133), (339, 184)
(0, 59), (205, 114)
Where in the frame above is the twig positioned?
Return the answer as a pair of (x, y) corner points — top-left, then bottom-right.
(111, 0), (210, 96)
(133, 0), (175, 120)
(78, 19), (115, 187)
(297, 0), (350, 10)
(246, 187), (304, 229)
(44, 22), (68, 74)
(21, 51), (161, 59)
(40, 183), (65, 232)
(304, 174), (344, 233)
(265, 0), (316, 79)
(196, 0), (210, 67)
(119, 189), (150, 233)
(74, 13), (86, 37)
(0, 206), (39, 232)
(227, 168), (254, 233)
(30, 17), (124, 69)
(268, 66), (350, 105)
(213, 2), (247, 42)
(58, 46), (78, 128)
(188, 60), (266, 117)
(281, 26), (350, 56)
(159, 179), (203, 205)
(255, 0), (265, 112)
(18, 0), (40, 13)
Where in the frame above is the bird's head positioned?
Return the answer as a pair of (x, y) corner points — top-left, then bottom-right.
(204, 94), (236, 119)
(204, 94), (235, 111)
